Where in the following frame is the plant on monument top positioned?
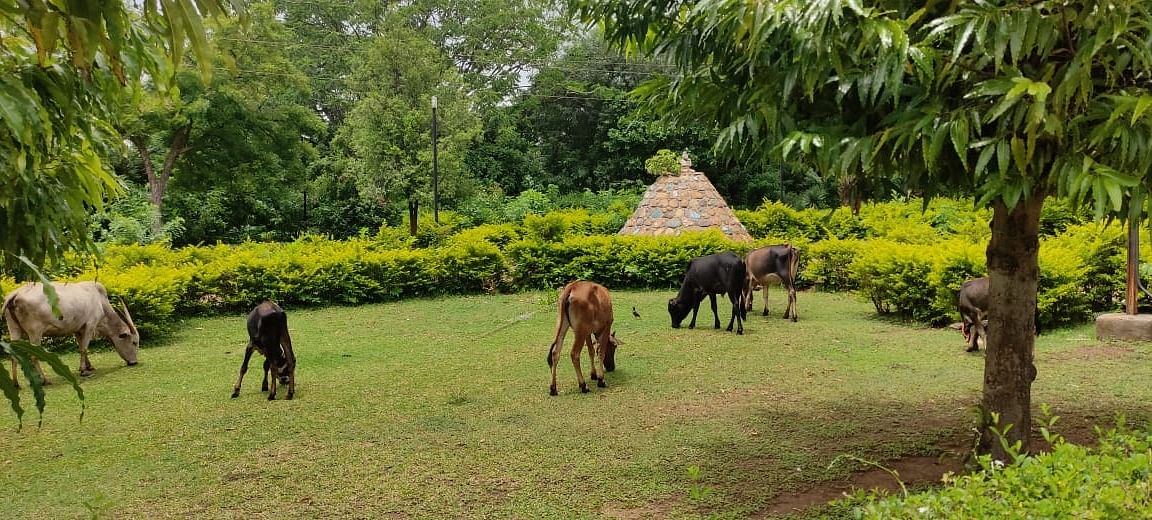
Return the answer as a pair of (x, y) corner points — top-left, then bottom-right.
(644, 149), (681, 177)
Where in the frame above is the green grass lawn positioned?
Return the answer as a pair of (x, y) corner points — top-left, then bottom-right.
(2, 290), (1150, 519)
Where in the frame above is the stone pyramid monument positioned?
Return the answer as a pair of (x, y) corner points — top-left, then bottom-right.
(618, 153), (752, 241)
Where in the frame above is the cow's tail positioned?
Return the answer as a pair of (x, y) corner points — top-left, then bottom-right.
(547, 285), (574, 367)
(2, 292), (21, 339)
(787, 244), (800, 288)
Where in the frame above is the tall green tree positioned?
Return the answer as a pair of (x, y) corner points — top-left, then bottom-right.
(0, 0), (241, 423)
(336, 27), (480, 235)
(574, 0), (1152, 459)
(121, 2), (323, 244)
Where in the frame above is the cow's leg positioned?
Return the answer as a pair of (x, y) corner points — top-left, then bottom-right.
(549, 321), (570, 396)
(786, 284), (798, 321)
(231, 343), (257, 398)
(967, 313), (987, 352)
(19, 330), (50, 384)
(6, 325), (35, 389)
(570, 332), (589, 393)
(761, 284), (771, 316)
(585, 333), (600, 382)
(75, 325), (96, 376)
(709, 293), (720, 329)
(267, 364), (279, 400)
(286, 367), (295, 400)
(261, 357), (271, 392)
(280, 331), (295, 400)
(592, 330), (609, 388)
(727, 291), (744, 334)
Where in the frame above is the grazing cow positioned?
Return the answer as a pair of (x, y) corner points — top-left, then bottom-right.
(743, 244), (800, 321)
(232, 301), (296, 400)
(668, 251), (747, 335)
(3, 282), (139, 386)
(547, 281), (619, 396)
(958, 277), (989, 352)
(957, 276), (1041, 352)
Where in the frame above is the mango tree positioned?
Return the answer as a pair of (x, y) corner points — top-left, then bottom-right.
(0, 0), (240, 425)
(573, 0), (1152, 459)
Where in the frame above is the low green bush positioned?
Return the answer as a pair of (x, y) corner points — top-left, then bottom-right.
(806, 239), (865, 291)
(850, 240), (945, 322)
(855, 423), (1152, 518)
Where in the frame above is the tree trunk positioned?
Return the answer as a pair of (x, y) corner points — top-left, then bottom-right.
(129, 124), (191, 237)
(978, 193), (1044, 461)
(408, 197), (419, 236)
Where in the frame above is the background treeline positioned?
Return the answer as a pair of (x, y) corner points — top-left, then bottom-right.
(7, 197), (1130, 338)
(95, 0), (914, 248)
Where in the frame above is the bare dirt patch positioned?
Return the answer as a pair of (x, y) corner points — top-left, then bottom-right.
(760, 438), (967, 518)
(755, 413), (1108, 518)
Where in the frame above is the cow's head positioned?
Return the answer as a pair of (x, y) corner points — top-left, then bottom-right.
(111, 302), (140, 366)
(668, 298), (691, 328)
(602, 332), (621, 372)
(270, 345), (294, 385)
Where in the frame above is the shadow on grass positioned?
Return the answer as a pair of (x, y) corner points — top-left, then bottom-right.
(658, 397), (1152, 518)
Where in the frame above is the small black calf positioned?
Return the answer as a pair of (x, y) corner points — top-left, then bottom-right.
(232, 301), (297, 400)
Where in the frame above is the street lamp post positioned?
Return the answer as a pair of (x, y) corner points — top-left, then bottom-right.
(431, 95), (439, 224)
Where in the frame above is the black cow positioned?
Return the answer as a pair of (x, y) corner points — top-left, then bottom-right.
(668, 251), (747, 335)
(743, 244), (800, 321)
(232, 301), (297, 400)
(957, 276), (1041, 352)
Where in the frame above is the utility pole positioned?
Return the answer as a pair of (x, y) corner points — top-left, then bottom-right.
(431, 95), (439, 224)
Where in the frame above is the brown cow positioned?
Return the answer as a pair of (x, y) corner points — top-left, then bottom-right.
(957, 276), (1041, 352)
(547, 281), (619, 396)
(743, 244), (799, 321)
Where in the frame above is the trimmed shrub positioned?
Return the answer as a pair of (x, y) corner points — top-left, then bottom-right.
(805, 239), (865, 291)
(850, 241), (945, 322)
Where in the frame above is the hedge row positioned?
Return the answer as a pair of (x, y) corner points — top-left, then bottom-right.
(0, 199), (1131, 339)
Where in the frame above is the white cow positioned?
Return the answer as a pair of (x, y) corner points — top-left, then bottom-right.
(3, 282), (139, 385)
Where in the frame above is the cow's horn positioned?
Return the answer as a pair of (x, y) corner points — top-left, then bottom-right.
(120, 299), (138, 334)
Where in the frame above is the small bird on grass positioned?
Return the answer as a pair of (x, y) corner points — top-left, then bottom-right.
(632, 306), (641, 319)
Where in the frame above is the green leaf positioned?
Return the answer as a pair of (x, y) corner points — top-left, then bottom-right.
(950, 117), (969, 170)
(0, 344), (25, 428)
(10, 340), (85, 422)
(1132, 95), (1152, 125)
(1010, 136), (1028, 175)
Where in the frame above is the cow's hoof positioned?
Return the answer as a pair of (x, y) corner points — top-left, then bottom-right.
(762, 311), (769, 316)
(549, 387), (558, 396)
(580, 384), (589, 393)
(597, 380), (606, 388)
(267, 394), (276, 401)
(286, 393), (294, 400)
(966, 347), (979, 353)
(231, 390), (240, 398)
(79, 370), (93, 377)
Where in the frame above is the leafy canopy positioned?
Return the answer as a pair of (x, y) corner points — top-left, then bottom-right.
(572, 0), (1152, 217)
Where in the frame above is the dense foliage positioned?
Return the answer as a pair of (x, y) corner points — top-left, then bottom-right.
(854, 421), (1152, 518)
